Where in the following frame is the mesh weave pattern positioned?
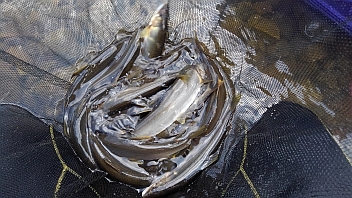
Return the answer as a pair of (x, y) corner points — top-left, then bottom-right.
(0, 0), (351, 197)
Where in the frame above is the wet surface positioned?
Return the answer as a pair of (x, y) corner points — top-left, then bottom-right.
(0, 0), (352, 196)
(216, 0), (352, 160)
(63, 28), (234, 196)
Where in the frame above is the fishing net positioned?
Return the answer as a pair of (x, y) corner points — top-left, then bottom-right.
(1, 0), (351, 197)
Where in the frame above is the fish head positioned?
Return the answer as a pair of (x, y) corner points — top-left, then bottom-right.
(140, 3), (168, 58)
(149, 3), (167, 29)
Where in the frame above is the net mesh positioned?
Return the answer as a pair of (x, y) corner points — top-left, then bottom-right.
(0, 0), (351, 197)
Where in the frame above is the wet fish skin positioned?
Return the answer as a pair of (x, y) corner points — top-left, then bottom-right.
(63, 33), (140, 169)
(63, 6), (235, 195)
(90, 134), (153, 186)
(96, 131), (191, 160)
(141, 57), (234, 198)
(140, 4), (168, 58)
(141, 87), (225, 197)
(64, 3), (171, 186)
(101, 73), (177, 112)
(132, 65), (204, 138)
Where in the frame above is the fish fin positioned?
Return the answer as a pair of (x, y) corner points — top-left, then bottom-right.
(201, 79), (213, 84)
(201, 150), (219, 170)
(140, 25), (150, 38)
(192, 80), (220, 109)
(176, 114), (186, 124)
(178, 74), (191, 83)
(201, 78), (222, 87)
(218, 79), (224, 87)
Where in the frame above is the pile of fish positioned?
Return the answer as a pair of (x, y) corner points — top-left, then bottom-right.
(64, 4), (234, 197)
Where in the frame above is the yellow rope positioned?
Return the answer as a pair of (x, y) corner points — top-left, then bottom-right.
(49, 125), (100, 197)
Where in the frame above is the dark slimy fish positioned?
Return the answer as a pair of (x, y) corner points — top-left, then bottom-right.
(63, 3), (234, 197)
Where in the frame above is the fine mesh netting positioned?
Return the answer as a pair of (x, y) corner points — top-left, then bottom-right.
(1, 0), (352, 197)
